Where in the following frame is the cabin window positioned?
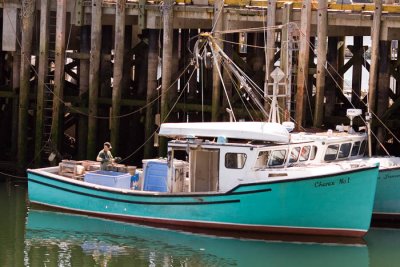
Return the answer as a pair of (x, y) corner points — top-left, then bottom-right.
(310, 146), (318, 160)
(324, 144), (339, 161)
(268, 150), (287, 166)
(359, 141), (367, 156)
(299, 146), (311, 161)
(351, 141), (361, 156)
(289, 147), (301, 163)
(338, 143), (352, 159)
(225, 153), (247, 169)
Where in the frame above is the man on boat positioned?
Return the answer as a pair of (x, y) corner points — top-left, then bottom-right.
(96, 142), (114, 170)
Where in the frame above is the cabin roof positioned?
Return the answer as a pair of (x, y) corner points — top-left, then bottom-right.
(160, 122), (290, 143)
(291, 132), (367, 143)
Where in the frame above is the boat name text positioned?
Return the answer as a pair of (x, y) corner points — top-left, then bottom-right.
(314, 177), (350, 188)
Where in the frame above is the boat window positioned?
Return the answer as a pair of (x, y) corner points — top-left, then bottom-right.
(256, 151), (270, 168)
(338, 143), (352, 158)
(289, 147), (300, 163)
(359, 140), (367, 156)
(350, 141), (360, 156)
(310, 146), (318, 160)
(324, 144), (339, 161)
(225, 153), (247, 169)
(268, 150), (287, 166)
(299, 146), (311, 161)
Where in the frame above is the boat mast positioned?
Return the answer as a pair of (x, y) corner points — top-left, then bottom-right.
(268, 67), (286, 123)
(201, 33), (270, 120)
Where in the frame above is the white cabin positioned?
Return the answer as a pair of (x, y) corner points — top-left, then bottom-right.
(157, 122), (369, 193)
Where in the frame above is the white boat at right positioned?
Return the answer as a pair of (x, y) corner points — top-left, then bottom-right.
(289, 113), (400, 220)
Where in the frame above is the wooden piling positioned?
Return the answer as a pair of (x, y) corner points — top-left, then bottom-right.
(77, 26), (90, 160)
(314, 0), (328, 128)
(18, 0), (36, 169)
(34, 0), (50, 166)
(368, 0), (382, 114)
(169, 30), (180, 102)
(295, 0), (312, 129)
(159, 0), (174, 155)
(111, 0), (126, 155)
(51, 0), (67, 155)
(338, 36), (346, 91)
(264, 0), (276, 113)
(87, 0), (102, 160)
(352, 36), (363, 108)
(376, 41), (391, 153)
(325, 37), (339, 117)
(11, 32), (21, 160)
(211, 0), (224, 122)
(144, 29), (159, 159)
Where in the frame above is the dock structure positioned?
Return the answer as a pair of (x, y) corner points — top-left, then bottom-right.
(0, 0), (400, 168)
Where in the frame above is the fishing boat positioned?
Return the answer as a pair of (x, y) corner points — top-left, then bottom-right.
(27, 121), (379, 237)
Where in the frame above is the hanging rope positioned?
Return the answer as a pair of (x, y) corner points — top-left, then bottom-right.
(20, 0), (35, 19)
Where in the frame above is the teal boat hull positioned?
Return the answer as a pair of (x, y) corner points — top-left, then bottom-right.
(27, 166), (379, 237)
(373, 167), (400, 219)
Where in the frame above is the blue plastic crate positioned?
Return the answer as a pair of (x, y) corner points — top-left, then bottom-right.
(84, 171), (131, 189)
(143, 161), (168, 192)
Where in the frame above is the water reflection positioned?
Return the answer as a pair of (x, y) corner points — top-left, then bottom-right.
(0, 181), (27, 267)
(26, 210), (369, 267)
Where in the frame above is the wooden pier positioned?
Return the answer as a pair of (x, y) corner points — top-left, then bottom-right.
(0, 0), (400, 168)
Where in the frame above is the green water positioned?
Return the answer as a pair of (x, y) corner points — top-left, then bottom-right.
(1, 180), (400, 267)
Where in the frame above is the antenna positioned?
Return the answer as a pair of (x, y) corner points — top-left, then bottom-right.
(269, 67), (286, 123)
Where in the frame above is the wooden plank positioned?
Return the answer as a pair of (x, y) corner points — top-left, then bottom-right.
(87, 0), (102, 160)
(138, 0), (146, 30)
(295, 0), (312, 129)
(111, 0), (126, 155)
(74, 0), (84, 26)
(314, 0), (328, 128)
(2, 4), (18, 51)
(34, 0), (50, 167)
